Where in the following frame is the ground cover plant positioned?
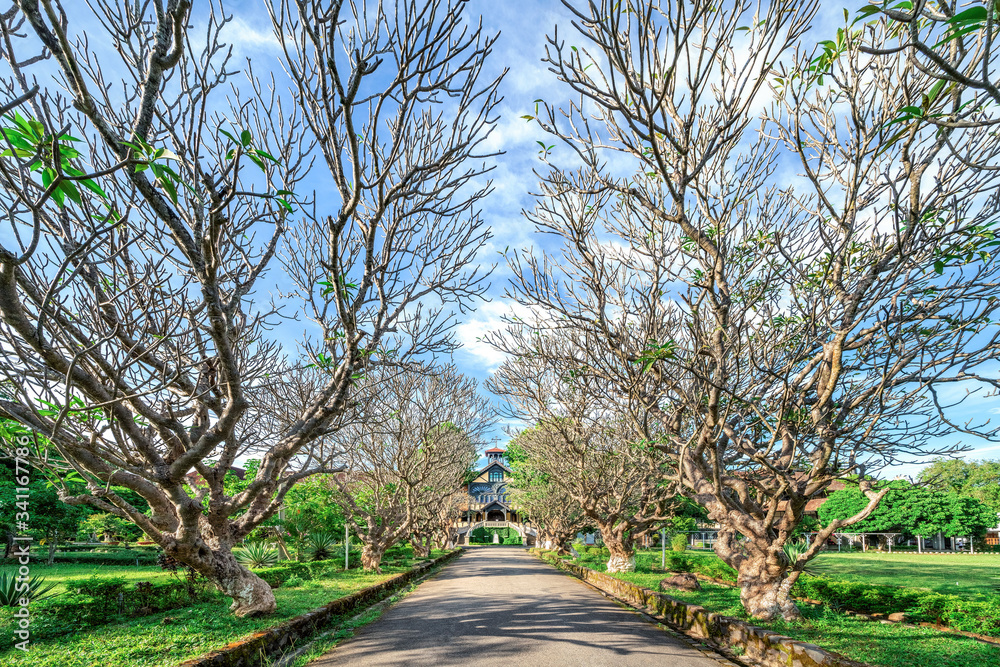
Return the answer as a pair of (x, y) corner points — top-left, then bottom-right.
(626, 549), (1000, 598)
(0, 563), (173, 595)
(622, 549), (1000, 635)
(0, 550), (450, 667)
(539, 550), (1000, 667)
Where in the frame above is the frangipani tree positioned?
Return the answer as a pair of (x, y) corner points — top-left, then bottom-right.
(505, 436), (587, 554)
(497, 0), (1000, 620)
(329, 366), (492, 571)
(0, 0), (499, 616)
(491, 352), (680, 572)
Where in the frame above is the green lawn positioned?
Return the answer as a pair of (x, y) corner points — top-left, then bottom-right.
(636, 548), (1000, 597)
(0, 552), (450, 667)
(807, 551), (1000, 597)
(5, 562), (174, 594)
(572, 552), (1000, 667)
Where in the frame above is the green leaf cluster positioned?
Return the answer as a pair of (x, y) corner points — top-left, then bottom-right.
(818, 480), (997, 537)
(0, 112), (109, 207)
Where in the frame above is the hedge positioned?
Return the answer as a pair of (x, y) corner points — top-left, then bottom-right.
(26, 551), (162, 566)
(792, 574), (1000, 636)
(29, 544), (161, 553)
(254, 559), (341, 588)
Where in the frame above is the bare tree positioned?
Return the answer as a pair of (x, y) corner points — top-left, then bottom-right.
(491, 355), (679, 572)
(851, 0), (999, 130)
(498, 0), (1000, 619)
(799, 1), (1000, 172)
(506, 436), (587, 554)
(411, 485), (466, 553)
(330, 366), (491, 571)
(0, 0), (499, 616)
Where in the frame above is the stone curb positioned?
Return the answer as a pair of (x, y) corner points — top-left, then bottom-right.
(175, 550), (463, 667)
(541, 555), (871, 667)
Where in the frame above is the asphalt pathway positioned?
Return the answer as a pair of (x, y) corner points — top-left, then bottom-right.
(309, 546), (730, 667)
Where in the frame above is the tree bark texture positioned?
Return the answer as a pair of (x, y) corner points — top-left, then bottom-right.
(603, 532), (636, 573)
(411, 534), (430, 557)
(202, 549), (276, 618)
(736, 553), (801, 621)
(361, 542), (389, 572)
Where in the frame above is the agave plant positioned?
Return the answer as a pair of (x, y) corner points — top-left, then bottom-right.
(781, 540), (816, 575)
(233, 541), (279, 569)
(304, 532), (338, 562)
(0, 570), (60, 606)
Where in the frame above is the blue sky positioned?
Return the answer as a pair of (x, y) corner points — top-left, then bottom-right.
(3, 0), (998, 476)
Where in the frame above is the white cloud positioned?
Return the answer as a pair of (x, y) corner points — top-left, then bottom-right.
(222, 16), (287, 57)
(454, 299), (520, 372)
(454, 298), (546, 373)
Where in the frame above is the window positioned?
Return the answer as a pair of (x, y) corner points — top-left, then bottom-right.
(489, 470), (503, 482)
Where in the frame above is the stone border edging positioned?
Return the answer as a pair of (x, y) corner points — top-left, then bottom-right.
(540, 555), (870, 667)
(175, 550), (462, 667)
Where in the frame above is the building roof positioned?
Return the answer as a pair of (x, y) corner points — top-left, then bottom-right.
(484, 447), (505, 454)
(473, 460), (511, 476)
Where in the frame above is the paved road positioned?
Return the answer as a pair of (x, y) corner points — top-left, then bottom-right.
(310, 547), (728, 667)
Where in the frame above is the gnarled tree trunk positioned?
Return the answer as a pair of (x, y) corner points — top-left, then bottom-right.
(201, 549), (276, 618)
(736, 555), (800, 621)
(714, 528), (801, 622)
(601, 529), (636, 572)
(551, 527), (576, 555)
(410, 533), (430, 557)
(361, 541), (390, 572)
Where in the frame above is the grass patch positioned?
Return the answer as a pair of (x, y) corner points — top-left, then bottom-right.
(0, 551), (450, 667)
(634, 548), (1000, 596)
(1, 563), (174, 594)
(569, 552), (1000, 667)
(807, 552), (1000, 597)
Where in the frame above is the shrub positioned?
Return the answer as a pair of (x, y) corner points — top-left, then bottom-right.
(790, 574), (1000, 637)
(782, 541), (816, 574)
(332, 544), (363, 567)
(0, 570), (60, 606)
(254, 559), (339, 587)
(7, 576), (221, 647)
(64, 575), (129, 616)
(664, 553), (692, 573)
(692, 558), (737, 582)
(670, 534), (688, 552)
(283, 574), (304, 588)
(156, 553), (209, 601)
(77, 513), (142, 544)
(304, 532), (337, 561)
(233, 541), (279, 569)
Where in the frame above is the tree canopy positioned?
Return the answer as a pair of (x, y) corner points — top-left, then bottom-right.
(918, 459), (1000, 515)
(819, 481), (997, 538)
